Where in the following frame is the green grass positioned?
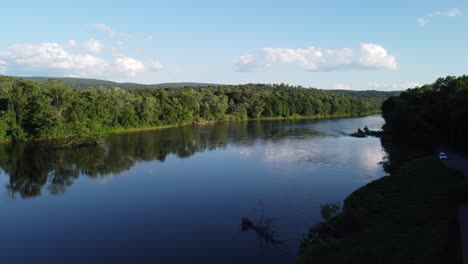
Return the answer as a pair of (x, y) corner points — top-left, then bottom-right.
(299, 157), (465, 264)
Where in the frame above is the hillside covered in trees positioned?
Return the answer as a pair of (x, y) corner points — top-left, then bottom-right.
(21, 76), (218, 89)
(0, 76), (392, 143)
(20, 76), (402, 96)
(326, 89), (401, 99)
(382, 75), (468, 148)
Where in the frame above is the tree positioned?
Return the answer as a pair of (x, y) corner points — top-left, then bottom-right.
(0, 76), (388, 143)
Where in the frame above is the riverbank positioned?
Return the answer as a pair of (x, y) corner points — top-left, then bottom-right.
(299, 156), (465, 263)
(0, 112), (380, 144)
(81, 112), (383, 137)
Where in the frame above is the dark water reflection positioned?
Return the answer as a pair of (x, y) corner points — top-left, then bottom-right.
(0, 115), (386, 264)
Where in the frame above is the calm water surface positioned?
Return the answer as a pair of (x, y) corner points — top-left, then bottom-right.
(0, 115), (386, 264)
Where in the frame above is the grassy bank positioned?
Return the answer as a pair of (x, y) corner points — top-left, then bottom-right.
(236, 111), (381, 121)
(82, 111), (380, 139)
(0, 112), (380, 144)
(299, 156), (465, 264)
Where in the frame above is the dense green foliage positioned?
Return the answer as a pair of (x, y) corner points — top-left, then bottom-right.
(300, 156), (464, 264)
(382, 75), (468, 147)
(0, 76), (386, 142)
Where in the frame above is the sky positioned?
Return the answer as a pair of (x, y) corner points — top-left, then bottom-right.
(0, 0), (466, 90)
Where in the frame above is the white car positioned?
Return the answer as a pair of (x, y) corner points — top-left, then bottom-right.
(438, 152), (448, 160)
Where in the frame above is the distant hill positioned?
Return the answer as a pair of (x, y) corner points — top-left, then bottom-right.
(20, 77), (220, 89)
(325, 89), (401, 99)
(10, 77), (401, 99)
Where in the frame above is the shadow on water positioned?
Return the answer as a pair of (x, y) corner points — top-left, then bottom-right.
(241, 216), (286, 247)
(0, 120), (328, 199)
(239, 206), (299, 263)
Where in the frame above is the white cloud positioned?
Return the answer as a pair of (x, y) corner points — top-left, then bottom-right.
(429, 8), (461, 17)
(233, 53), (259, 72)
(263, 47), (323, 70)
(446, 8), (462, 16)
(114, 57), (145, 76)
(94, 23), (131, 39)
(358, 43), (398, 70)
(326, 48), (353, 64)
(418, 8), (461, 26)
(417, 18), (429, 26)
(0, 42), (105, 71)
(368, 81), (421, 90)
(0, 42), (162, 78)
(235, 43), (397, 72)
(95, 23), (115, 38)
(334, 83), (352, 90)
(83, 39), (104, 54)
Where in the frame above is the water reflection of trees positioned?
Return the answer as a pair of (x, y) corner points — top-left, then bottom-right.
(0, 120), (322, 198)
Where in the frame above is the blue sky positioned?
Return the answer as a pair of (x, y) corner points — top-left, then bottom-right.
(0, 0), (466, 90)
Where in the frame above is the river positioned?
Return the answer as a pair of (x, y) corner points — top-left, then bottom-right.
(0, 115), (386, 264)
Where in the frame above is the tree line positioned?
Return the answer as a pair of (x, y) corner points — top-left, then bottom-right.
(0, 76), (386, 143)
(381, 75), (468, 148)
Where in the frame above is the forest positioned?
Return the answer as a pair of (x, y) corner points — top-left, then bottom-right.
(382, 75), (468, 148)
(0, 76), (389, 143)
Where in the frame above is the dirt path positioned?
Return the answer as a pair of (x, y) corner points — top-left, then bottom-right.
(436, 147), (468, 264)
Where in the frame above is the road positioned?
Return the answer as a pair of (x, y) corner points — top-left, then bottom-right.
(436, 147), (468, 264)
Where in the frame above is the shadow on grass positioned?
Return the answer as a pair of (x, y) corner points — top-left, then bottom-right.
(299, 157), (465, 264)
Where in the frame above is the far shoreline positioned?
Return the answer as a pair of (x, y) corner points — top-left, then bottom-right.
(0, 112), (381, 145)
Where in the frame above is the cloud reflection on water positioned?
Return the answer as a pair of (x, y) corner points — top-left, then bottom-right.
(234, 135), (385, 183)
